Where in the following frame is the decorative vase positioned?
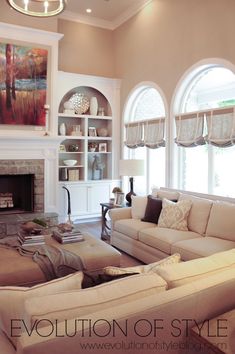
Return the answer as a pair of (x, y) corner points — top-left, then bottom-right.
(90, 96), (98, 116)
(59, 123), (66, 136)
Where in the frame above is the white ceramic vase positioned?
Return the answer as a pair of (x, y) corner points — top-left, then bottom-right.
(90, 96), (98, 116)
(59, 123), (66, 136)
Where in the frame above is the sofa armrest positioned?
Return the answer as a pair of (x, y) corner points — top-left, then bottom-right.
(109, 207), (132, 223)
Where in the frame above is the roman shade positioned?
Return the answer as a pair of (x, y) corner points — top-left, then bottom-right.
(205, 107), (235, 147)
(124, 122), (144, 148)
(175, 112), (206, 147)
(175, 105), (235, 148)
(143, 118), (165, 148)
(125, 117), (165, 149)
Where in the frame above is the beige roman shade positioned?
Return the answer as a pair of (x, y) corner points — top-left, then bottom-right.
(143, 118), (165, 148)
(205, 107), (235, 147)
(175, 112), (206, 147)
(124, 122), (144, 148)
(125, 117), (165, 149)
(175, 105), (235, 148)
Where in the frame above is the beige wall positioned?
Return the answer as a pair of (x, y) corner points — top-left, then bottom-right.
(0, 5), (115, 78)
(0, 1), (57, 32)
(113, 0), (235, 108)
(2, 0), (235, 104)
(58, 20), (114, 78)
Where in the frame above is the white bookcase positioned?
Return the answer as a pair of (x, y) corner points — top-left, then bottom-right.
(57, 71), (121, 221)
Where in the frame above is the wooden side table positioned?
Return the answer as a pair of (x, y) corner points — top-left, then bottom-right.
(190, 309), (235, 353)
(100, 203), (126, 241)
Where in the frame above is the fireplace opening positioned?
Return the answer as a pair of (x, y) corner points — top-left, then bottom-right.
(0, 174), (34, 214)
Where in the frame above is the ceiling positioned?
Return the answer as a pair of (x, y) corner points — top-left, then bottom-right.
(60, 0), (152, 30)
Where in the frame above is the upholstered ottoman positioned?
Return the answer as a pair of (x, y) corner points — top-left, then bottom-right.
(0, 233), (121, 287)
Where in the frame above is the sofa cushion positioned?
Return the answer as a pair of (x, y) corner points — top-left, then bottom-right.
(156, 249), (235, 289)
(114, 219), (156, 240)
(139, 227), (201, 254)
(158, 199), (192, 231)
(0, 271), (83, 347)
(152, 189), (180, 200)
(171, 236), (235, 261)
(206, 201), (235, 241)
(103, 253), (181, 275)
(24, 273), (167, 329)
(131, 196), (147, 219)
(141, 196), (163, 224)
(178, 193), (213, 234)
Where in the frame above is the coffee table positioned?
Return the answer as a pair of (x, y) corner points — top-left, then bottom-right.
(0, 233), (121, 287)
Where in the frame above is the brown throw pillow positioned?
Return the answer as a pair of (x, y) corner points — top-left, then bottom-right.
(141, 195), (163, 224)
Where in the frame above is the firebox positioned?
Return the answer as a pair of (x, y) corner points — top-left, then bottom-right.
(0, 174), (34, 214)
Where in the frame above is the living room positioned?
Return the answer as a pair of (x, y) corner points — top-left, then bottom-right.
(0, 1), (235, 353)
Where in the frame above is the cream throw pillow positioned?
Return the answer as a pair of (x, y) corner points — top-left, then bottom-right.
(0, 271), (83, 347)
(131, 196), (148, 219)
(104, 253), (181, 276)
(158, 198), (192, 231)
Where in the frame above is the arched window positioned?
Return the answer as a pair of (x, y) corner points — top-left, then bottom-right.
(174, 64), (235, 197)
(123, 84), (166, 195)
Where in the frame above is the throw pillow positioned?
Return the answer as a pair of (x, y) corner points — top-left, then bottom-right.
(104, 253), (181, 276)
(158, 198), (192, 231)
(0, 271), (83, 347)
(131, 196), (148, 219)
(156, 190), (180, 201)
(141, 195), (163, 224)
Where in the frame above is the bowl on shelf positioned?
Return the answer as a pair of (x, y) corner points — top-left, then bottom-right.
(63, 160), (77, 167)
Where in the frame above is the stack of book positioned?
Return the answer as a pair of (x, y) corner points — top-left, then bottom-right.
(52, 229), (84, 244)
(18, 232), (45, 247)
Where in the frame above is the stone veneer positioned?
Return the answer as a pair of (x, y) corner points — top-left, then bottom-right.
(0, 159), (44, 213)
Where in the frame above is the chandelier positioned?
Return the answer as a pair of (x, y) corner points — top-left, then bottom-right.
(7, 0), (66, 17)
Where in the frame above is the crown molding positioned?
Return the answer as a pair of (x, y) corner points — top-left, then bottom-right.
(112, 0), (153, 29)
(59, 11), (114, 30)
(59, 0), (153, 31)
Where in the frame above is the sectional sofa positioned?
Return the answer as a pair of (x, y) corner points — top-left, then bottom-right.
(110, 188), (235, 263)
(0, 249), (234, 353)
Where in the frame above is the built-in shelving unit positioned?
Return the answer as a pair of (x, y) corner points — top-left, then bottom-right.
(57, 71), (121, 221)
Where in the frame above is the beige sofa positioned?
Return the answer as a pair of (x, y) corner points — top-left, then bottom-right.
(0, 249), (235, 354)
(110, 188), (235, 263)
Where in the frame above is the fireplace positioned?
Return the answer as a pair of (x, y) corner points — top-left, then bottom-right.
(0, 159), (44, 214)
(0, 174), (34, 214)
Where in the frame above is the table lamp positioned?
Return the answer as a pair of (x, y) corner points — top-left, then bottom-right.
(119, 159), (145, 205)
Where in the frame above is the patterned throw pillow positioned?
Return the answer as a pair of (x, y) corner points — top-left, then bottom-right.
(158, 198), (192, 231)
(104, 253), (181, 276)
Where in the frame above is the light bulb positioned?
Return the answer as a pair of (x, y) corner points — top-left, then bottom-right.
(24, 0), (29, 11)
(44, 1), (49, 13)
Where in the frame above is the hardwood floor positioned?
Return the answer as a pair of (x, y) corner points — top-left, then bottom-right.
(75, 220), (143, 267)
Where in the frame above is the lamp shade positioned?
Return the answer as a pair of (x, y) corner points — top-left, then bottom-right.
(119, 159), (144, 177)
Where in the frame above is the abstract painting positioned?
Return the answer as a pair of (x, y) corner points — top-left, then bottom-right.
(0, 42), (48, 126)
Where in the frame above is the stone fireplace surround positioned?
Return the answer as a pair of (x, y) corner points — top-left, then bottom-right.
(0, 160), (44, 213)
(0, 136), (60, 215)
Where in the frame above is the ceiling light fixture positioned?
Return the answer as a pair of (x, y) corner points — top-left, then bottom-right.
(86, 8), (92, 14)
(6, 0), (66, 17)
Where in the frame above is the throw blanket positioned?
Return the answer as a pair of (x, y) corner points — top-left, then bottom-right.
(0, 236), (84, 280)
